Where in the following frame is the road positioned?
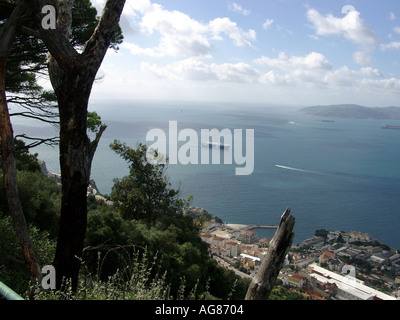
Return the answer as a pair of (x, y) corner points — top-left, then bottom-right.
(214, 257), (253, 280)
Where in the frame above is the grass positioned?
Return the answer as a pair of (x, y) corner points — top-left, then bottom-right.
(32, 249), (216, 300)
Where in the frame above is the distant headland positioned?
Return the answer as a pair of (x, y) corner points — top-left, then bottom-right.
(300, 104), (400, 120)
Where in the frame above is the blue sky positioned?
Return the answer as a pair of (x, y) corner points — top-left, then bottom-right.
(89, 0), (400, 107)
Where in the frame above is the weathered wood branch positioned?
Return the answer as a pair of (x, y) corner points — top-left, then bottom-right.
(245, 207), (295, 300)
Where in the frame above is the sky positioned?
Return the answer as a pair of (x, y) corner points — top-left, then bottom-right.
(87, 0), (400, 107)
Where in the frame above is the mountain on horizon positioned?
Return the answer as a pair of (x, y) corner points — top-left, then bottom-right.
(299, 104), (400, 120)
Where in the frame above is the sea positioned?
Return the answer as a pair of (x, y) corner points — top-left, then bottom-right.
(15, 100), (400, 250)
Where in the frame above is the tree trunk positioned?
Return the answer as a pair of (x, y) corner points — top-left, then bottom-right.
(0, 60), (42, 284)
(52, 82), (91, 291)
(30, 0), (126, 291)
(245, 208), (295, 300)
(0, 3), (42, 286)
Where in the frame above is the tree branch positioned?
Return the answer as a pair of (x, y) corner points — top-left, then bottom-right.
(10, 112), (59, 124)
(30, 0), (79, 67)
(14, 134), (59, 148)
(245, 208), (295, 300)
(89, 124), (107, 163)
(0, 1), (29, 57)
(82, 0), (126, 72)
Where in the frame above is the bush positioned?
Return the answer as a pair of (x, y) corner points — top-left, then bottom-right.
(0, 170), (61, 238)
(0, 215), (56, 295)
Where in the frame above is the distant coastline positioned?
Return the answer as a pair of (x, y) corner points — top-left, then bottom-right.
(300, 104), (400, 120)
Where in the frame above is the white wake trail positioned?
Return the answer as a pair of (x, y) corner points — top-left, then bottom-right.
(275, 165), (320, 174)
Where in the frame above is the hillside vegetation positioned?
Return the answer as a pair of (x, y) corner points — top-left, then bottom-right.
(0, 140), (250, 299)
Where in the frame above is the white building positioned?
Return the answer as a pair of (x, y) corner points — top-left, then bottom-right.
(284, 274), (307, 288)
(225, 241), (238, 258)
(201, 233), (213, 245)
(371, 253), (389, 265)
(308, 263), (396, 300)
(212, 236), (225, 248)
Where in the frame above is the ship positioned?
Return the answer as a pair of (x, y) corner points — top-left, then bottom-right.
(381, 124), (400, 130)
(201, 142), (231, 149)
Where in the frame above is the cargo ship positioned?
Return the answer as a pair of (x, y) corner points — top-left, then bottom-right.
(381, 124), (400, 130)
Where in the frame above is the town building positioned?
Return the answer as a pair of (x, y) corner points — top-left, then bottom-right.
(308, 263), (396, 300)
(225, 241), (239, 258)
(200, 233), (213, 245)
(240, 253), (261, 269)
(300, 236), (324, 248)
(259, 237), (271, 248)
(371, 253), (390, 265)
(284, 274), (307, 288)
(212, 236), (225, 248)
(347, 231), (370, 242)
(238, 229), (258, 244)
(319, 250), (335, 264)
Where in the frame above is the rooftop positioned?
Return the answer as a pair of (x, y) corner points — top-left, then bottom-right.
(308, 263), (396, 300)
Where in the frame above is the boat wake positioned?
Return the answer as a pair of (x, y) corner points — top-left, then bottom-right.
(275, 165), (320, 174)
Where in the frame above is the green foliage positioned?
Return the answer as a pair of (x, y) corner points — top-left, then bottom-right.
(0, 140), (249, 299)
(110, 141), (190, 223)
(2, 0), (123, 136)
(315, 229), (328, 241)
(87, 111), (103, 133)
(0, 170), (61, 239)
(0, 215), (56, 294)
(34, 249), (183, 300)
(83, 141), (249, 299)
(71, 0), (123, 51)
(0, 139), (41, 172)
(15, 171), (61, 237)
(269, 286), (307, 300)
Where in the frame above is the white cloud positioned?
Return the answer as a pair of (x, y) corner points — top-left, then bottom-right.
(361, 77), (400, 91)
(254, 52), (290, 69)
(262, 19), (274, 30)
(121, 2), (256, 58)
(259, 71), (294, 86)
(209, 17), (256, 47)
(228, 2), (251, 16)
(306, 8), (379, 48)
(255, 51), (332, 70)
(142, 58), (260, 83)
(353, 51), (372, 66)
(253, 51), (388, 91)
(358, 67), (383, 77)
(122, 42), (161, 57)
(141, 51), (386, 90)
(381, 41), (400, 51)
(89, 0), (400, 105)
(290, 52), (332, 70)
